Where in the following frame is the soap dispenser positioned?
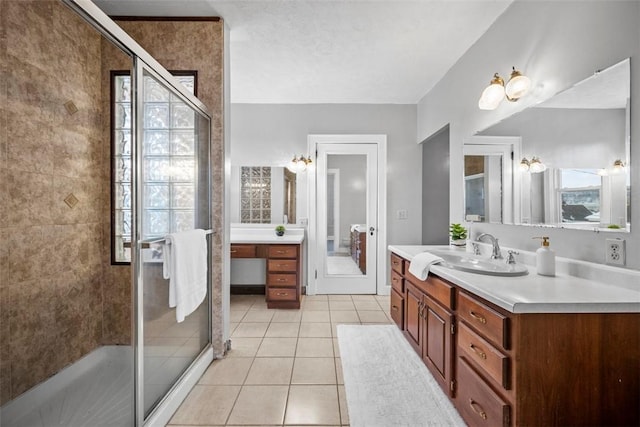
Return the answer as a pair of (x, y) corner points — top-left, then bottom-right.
(533, 236), (555, 277)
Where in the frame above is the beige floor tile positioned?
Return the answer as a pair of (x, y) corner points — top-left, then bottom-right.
(272, 309), (302, 323)
(227, 337), (262, 358)
(291, 357), (336, 385)
(329, 300), (356, 311)
(198, 357), (252, 385)
(328, 294), (352, 301)
(357, 310), (390, 323)
(332, 322), (360, 338)
(232, 322), (269, 338)
(169, 385), (240, 425)
(242, 309), (275, 322)
(332, 338), (341, 358)
(284, 385), (340, 425)
(296, 338), (334, 357)
(245, 357), (294, 385)
(351, 294), (377, 301)
(353, 300), (383, 311)
(299, 322), (332, 338)
(335, 358), (344, 385)
(338, 385), (350, 425)
(229, 310), (247, 322)
(230, 322), (239, 334)
(257, 337), (298, 357)
(302, 295), (328, 302)
(303, 300), (330, 311)
(301, 310), (331, 323)
(227, 385), (289, 425)
(329, 310), (360, 323)
(265, 322), (300, 337)
(248, 301), (269, 311)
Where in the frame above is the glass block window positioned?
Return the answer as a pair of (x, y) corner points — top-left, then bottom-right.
(112, 71), (197, 264)
(240, 166), (272, 223)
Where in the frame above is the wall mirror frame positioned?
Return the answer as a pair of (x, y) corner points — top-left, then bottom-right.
(470, 57), (631, 233)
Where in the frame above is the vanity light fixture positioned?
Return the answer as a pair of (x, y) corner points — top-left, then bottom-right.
(478, 67), (531, 110)
(528, 156), (547, 173)
(287, 155), (313, 173)
(612, 159), (625, 174)
(519, 157), (531, 172)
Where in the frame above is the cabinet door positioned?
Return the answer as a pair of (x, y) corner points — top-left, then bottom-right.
(422, 296), (454, 397)
(404, 281), (423, 355)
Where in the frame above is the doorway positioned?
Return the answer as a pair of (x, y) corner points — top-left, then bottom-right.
(308, 135), (387, 295)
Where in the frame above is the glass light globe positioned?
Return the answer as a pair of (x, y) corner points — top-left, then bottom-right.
(505, 68), (531, 100)
(529, 157), (546, 173)
(478, 76), (505, 110)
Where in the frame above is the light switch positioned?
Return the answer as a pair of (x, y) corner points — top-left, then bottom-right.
(397, 210), (408, 220)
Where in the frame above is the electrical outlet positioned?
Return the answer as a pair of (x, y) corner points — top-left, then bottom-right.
(397, 209), (408, 220)
(605, 238), (625, 266)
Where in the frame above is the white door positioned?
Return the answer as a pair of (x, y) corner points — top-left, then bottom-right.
(315, 143), (378, 294)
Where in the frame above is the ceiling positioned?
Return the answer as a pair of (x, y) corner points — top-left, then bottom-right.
(94, 0), (513, 104)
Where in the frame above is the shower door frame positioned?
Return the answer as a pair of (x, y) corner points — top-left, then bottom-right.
(59, 1), (215, 426)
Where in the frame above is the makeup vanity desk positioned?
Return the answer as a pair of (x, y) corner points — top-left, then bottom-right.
(230, 227), (305, 309)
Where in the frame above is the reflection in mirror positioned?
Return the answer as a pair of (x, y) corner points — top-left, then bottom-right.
(464, 155), (503, 223)
(326, 154), (366, 276)
(476, 58), (631, 231)
(230, 166), (296, 224)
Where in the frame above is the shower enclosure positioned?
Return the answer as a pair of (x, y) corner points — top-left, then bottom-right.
(0, 1), (214, 425)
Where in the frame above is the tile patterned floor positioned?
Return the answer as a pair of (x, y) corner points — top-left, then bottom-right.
(168, 293), (392, 426)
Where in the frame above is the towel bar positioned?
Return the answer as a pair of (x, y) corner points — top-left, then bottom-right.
(124, 229), (214, 249)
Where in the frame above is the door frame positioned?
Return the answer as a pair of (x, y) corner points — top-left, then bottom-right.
(307, 134), (388, 295)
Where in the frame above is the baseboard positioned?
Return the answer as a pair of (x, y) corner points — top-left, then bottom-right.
(230, 284), (265, 295)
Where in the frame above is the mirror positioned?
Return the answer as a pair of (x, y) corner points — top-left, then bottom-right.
(472, 58), (631, 231)
(230, 166), (297, 224)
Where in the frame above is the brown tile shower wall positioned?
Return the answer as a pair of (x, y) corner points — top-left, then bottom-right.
(0, 0), (107, 404)
(113, 18), (226, 357)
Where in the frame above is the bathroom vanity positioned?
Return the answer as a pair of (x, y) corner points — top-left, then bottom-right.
(388, 245), (640, 427)
(231, 227), (305, 309)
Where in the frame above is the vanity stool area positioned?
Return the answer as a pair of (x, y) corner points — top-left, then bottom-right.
(230, 227), (305, 309)
(389, 245), (640, 427)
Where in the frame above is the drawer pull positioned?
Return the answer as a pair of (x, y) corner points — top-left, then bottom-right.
(276, 250), (285, 254)
(469, 343), (487, 360)
(277, 292), (289, 296)
(469, 310), (487, 324)
(469, 399), (488, 420)
(230, 250), (237, 253)
(392, 305), (399, 311)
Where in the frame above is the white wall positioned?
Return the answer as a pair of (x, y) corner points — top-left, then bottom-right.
(417, 0), (640, 269)
(231, 104), (421, 246)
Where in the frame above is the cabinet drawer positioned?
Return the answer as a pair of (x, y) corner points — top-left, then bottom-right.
(457, 357), (510, 427)
(268, 259), (297, 272)
(458, 291), (509, 350)
(268, 273), (297, 287)
(458, 321), (510, 389)
(391, 253), (404, 274)
(230, 244), (257, 258)
(390, 288), (404, 329)
(391, 270), (404, 293)
(268, 245), (298, 258)
(406, 271), (455, 311)
(267, 287), (297, 301)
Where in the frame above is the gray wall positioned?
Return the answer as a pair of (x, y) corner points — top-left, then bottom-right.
(421, 126), (450, 244)
(417, 0), (640, 269)
(231, 104), (421, 246)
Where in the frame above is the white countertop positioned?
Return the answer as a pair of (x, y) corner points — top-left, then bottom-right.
(231, 227), (305, 244)
(388, 245), (640, 314)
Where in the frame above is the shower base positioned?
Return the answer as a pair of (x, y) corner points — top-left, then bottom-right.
(1, 346), (134, 427)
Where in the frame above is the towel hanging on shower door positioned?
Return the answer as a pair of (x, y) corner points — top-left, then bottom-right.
(163, 229), (208, 322)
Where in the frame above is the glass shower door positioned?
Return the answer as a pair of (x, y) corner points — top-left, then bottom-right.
(134, 62), (212, 422)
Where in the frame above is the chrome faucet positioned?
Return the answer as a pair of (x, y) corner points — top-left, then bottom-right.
(477, 233), (503, 259)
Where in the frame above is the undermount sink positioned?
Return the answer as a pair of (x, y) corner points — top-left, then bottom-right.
(429, 250), (529, 277)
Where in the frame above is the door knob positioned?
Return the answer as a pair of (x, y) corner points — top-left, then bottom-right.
(369, 226), (375, 236)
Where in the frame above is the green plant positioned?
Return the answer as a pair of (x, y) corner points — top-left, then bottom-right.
(607, 224), (621, 229)
(275, 225), (286, 233)
(449, 223), (467, 240)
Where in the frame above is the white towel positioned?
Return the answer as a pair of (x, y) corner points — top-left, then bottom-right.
(408, 252), (444, 281)
(163, 229), (208, 323)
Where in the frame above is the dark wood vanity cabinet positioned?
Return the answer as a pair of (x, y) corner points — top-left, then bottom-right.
(390, 252), (640, 427)
(231, 243), (302, 309)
